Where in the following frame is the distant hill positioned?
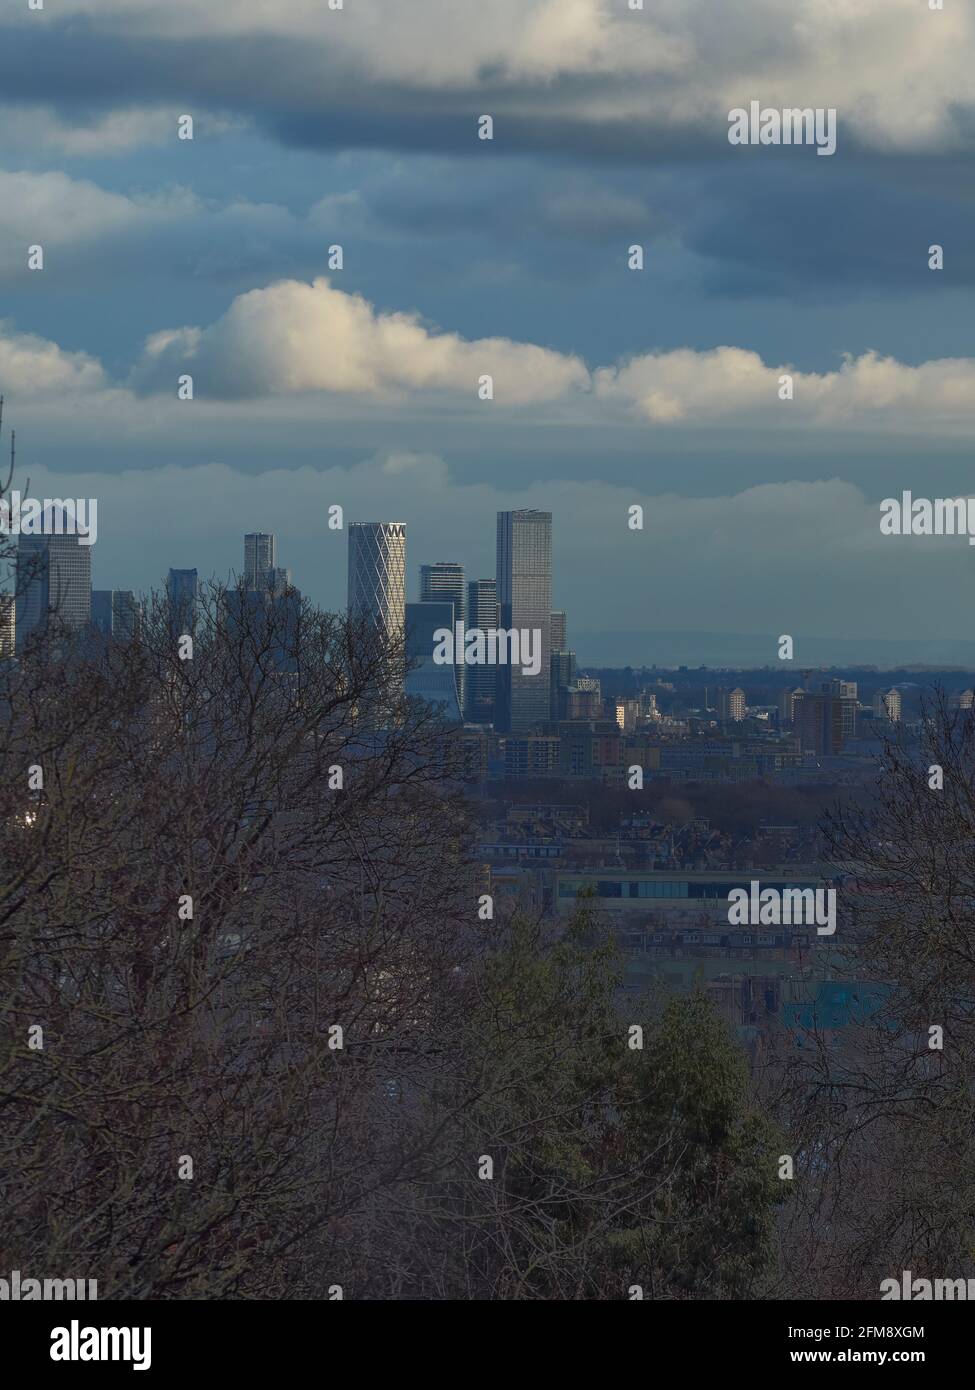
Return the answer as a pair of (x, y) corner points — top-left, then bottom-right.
(573, 629), (975, 671)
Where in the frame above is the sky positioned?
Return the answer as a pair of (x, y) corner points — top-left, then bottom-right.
(1, 0), (974, 664)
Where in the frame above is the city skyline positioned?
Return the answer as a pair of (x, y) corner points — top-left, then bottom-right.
(2, 3), (974, 655)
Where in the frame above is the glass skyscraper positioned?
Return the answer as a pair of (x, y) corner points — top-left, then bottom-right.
(466, 578), (498, 723)
(15, 515), (92, 650)
(166, 568), (199, 637)
(495, 509), (552, 732)
(419, 562), (465, 711)
(244, 533), (276, 591)
(404, 600), (462, 722)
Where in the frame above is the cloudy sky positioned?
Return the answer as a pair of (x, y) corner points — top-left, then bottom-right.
(2, 0), (974, 663)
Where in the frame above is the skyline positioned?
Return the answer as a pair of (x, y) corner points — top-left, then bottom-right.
(12, 502), (975, 671)
(0, 2), (973, 653)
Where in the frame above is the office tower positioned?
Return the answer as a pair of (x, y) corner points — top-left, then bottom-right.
(113, 590), (142, 642)
(873, 688), (902, 723)
(15, 514), (92, 650)
(550, 610), (566, 652)
(466, 578), (498, 722)
(717, 687), (746, 722)
(244, 533), (277, 592)
(495, 509), (551, 732)
(420, 562), (465, 711)
(0, 591), (14, 657)
(348, 522), (406, 652)
(550, 648), (576, 720)
(92, 589), (114, 636)
(404, 601), (462, 722)
(167, 568), (199, 637)
(576, 675), (601, 696)
(268, 566), (292, 596)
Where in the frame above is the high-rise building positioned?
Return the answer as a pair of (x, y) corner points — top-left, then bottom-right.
(495, 509), (552, 732)
(793, 691), (854, 755)
(823, 678), (858, 701)
(550, 648), (576, 720)
(873, 688), (902, 723)
(780, 687), (805, 726)
(0, 591), (14, 658)
(91, 589), (114, 636)
(615, 698), (640, 733)
(268, 566), (292, 596)
(717, 687), (746, 722)
(404, 600), (462, 722)
(222, 582), (300, 673)
(639, 688), (660, 720)
(113, 590), (142, 642)
(167, 568), (199, 637)
(550, 610), (566, 652)
(15, 514), (92, 650)
(420, 562), (465, 711)
(822, 680), (858, 738)
(244, 533), (277, 592)
(348, 522), (406, 653)
(466, 578), (498, 722)
(567, 687), (602, 720)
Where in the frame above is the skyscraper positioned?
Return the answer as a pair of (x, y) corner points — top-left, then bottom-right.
(113, 590), (142, 641)
(268, 566), (292, 596)
(244, 533), (276, 592)
(15, 513), (92, 650)
(167, 568), (199, 637)
(717, 687), (746, 722)
(420, 562), (465, 711)
(348, 522), (406, 651)
(466, 578), (498, 722)
(550, 648), (577, 720)
(405, 600), (462, 722)
(550, 610), (566, 652)
(0, 591), (14, 658)
(91, 589), (114, 636)
(873, 688), (902, 723)
(495, 509), (551, 732)
(793, 691), (852, 755)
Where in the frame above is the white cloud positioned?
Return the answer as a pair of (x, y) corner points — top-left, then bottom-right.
(0, 106), (231, 157)
(595, 347), (975, 428)
(0, 323), (106, 396)
(128, 276), (590, 404)
(4, 283), (975, 438)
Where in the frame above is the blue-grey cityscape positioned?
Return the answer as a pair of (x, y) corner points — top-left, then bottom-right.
(1, 0), (973, 1348)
